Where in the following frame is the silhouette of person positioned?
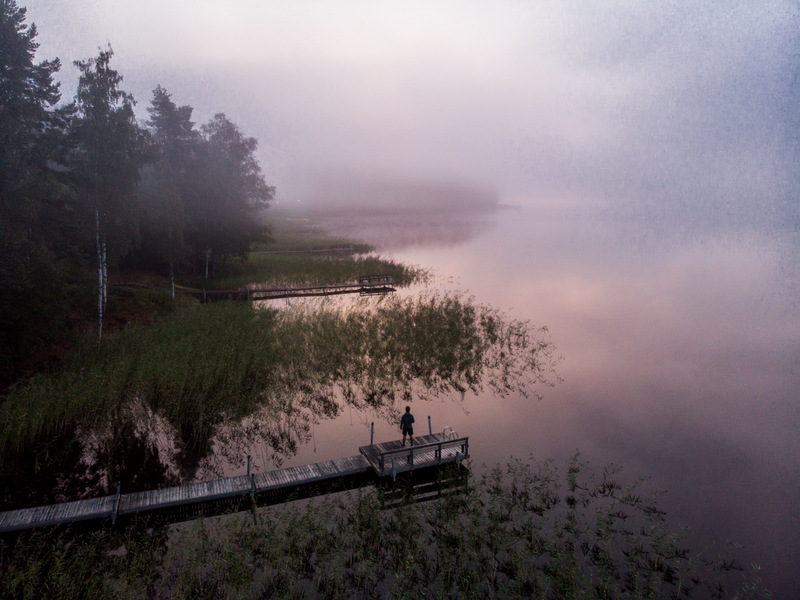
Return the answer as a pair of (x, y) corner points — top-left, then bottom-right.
(401, 406), (415, 446)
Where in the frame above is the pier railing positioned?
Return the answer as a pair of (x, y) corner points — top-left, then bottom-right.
(376, 436), (469, 478)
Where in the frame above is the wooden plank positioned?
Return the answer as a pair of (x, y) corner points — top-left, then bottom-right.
(316, 461), (335, 477)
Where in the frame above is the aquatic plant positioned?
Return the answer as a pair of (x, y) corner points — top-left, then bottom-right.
(0, 457), (768, 599)
(205, 252), (426, 290)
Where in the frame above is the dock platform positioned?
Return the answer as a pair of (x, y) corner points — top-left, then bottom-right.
(359, 433), (469, 479)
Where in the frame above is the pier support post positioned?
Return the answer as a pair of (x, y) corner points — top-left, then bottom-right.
(112, 481), (121, 525)
(247, 455), (251, 478)
(428, 416), (432, 435)
(370, 422), (374, 446)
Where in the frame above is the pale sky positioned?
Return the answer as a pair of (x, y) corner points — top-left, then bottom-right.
(20, 0), (800, 218)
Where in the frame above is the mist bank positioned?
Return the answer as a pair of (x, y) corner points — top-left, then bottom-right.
(285, 170), (499, 214)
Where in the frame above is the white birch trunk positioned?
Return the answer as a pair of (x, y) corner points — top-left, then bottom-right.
(102, 239), (107, 312)
(96, 208), (103, 340)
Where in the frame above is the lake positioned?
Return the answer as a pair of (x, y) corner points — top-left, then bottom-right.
(270, 202), (799, 598)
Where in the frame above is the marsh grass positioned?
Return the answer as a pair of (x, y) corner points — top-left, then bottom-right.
(0, 292), (559, 493)
(0, 457), (768, 599)
(207, 252), (426, 290)
(203, 212), (415, 290)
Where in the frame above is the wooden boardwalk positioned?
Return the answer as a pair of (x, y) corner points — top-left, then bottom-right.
(249, 275), (396, 301)
(0, 456), (371, 534)
(251, 245), (355, 256)
(112, 274), (395, 303)
(0, 434), (467, 534)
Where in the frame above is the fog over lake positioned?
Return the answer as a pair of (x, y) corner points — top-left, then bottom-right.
(20, 0), (799, 595)
(288, 205), (799, 598)
(25, 1), (799, 219)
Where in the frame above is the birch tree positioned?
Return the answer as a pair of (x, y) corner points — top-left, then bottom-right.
(70, 46), (149, 338)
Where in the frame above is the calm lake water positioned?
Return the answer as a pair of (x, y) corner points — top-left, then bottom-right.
(263, 203), (799, 597)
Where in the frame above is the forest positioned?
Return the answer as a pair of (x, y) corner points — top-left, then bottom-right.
(1, 1), (274, 389)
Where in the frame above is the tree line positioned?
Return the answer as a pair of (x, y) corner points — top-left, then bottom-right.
(0, 1), (274, 386)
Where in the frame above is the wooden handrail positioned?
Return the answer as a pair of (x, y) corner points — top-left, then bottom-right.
(380, 437), (467, 459)
(377, 437), (469, 475)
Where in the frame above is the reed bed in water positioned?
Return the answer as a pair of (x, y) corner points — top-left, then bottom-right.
(205, 252), (425, 290)
(0, 303), (282, 468)
(0, 457), (767, 599)
(0, 293), (558, 478)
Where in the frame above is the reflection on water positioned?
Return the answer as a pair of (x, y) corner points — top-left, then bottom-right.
(60, 291), (558, 498)
(7, 200), (796, 594)
(176, 201), (796, 599)
(196, 292), (559, 477)
(199, 392), (335, 478)
(370, 203), (800, 598)
(81, 401), (181, 493)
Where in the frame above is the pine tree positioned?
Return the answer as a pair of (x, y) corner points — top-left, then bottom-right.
(139, 85), (198, 290)
(0, 0), (72, 383)
(192, 113), (274, 277)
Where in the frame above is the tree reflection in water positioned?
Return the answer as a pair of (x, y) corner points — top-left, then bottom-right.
(193, 292), (560, 479)
(3, 291), (559, 504)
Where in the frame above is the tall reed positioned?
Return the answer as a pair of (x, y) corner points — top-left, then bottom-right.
(0, 293), (559, 491)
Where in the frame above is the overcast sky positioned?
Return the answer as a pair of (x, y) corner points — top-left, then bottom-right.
(21, 0), (800, 217)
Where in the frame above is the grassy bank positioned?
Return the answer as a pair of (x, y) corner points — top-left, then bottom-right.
(186, 211), (424, 290)
(0, 212), (421, 392)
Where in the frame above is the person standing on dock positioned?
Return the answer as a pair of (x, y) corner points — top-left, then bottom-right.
(401, 406), (415, 446)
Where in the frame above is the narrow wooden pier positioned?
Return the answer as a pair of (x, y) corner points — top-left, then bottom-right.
(251, 245), (356, 256)
(173, 274), (396, 303)
(0, 431), (467, 534)
(249, 274), (396, 301)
